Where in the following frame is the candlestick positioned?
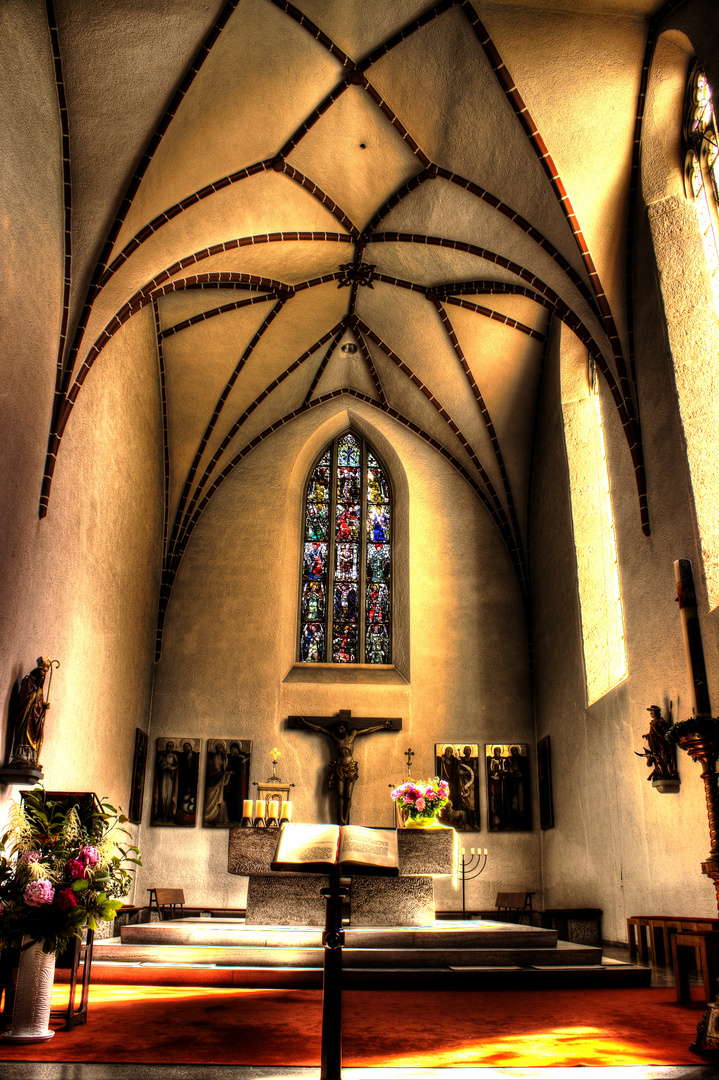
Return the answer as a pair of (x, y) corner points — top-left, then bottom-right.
(241, 799), (254, 827)
(266, 799), (280, 827)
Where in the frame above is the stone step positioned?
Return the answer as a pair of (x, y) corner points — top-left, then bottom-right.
(93, 938), (601, 969)
(119, 918), (559, 951)
(80, 958), (650, 991)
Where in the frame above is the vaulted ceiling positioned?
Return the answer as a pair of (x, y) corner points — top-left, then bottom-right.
(39, 0), (663, 650)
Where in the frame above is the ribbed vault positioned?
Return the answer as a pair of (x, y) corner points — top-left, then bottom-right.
(39, 0), (661, 658)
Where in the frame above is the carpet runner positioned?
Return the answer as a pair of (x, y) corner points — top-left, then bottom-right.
(0, 985), (715, 1067)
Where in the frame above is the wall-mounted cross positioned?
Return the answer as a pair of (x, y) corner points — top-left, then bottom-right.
(287, 710), (401, 824)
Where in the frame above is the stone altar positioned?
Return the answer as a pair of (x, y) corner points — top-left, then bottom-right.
(228, 825), (457, 928)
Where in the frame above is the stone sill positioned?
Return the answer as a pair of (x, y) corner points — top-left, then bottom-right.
(283, 663), (409, 685)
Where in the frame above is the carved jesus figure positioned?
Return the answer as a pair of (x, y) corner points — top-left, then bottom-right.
(297, 717), (392, 824)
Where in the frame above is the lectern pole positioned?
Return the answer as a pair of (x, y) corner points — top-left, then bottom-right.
(319, 865), (347, 1080)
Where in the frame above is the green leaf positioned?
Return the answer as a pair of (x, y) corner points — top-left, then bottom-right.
(72, 878), (89, 893)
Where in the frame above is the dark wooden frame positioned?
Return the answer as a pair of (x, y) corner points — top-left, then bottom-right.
(128, 727), (148, 824)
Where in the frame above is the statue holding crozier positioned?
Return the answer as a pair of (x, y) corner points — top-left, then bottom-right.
(8, 658), (59, 771)
(290, 710), (401, 825)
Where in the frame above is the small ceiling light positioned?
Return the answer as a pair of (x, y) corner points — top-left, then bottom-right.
(341, 343), (357, 354)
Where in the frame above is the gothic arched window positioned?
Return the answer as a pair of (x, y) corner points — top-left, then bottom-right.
(299, 432), (392, 664)
(684, 64), (719, 311)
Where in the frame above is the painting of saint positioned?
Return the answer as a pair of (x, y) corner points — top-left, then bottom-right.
(300, 621), (325, 662)
(435, 743), (480, 830)
(485, 743), (531, 831)
(304, 541), (327, 580)
(152, 737), (200, 826)
(203, 738), (251, 827)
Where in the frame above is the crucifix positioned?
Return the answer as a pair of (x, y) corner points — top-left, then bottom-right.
(287, 710), (402, 825)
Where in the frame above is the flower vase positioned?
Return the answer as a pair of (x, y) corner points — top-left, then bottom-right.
(404, 813), (443, 829)
(3, 938), (56, 1042)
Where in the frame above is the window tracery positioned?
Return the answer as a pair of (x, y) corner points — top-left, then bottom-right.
(684, 64), (719, 311)
(300, 433), (392, 664)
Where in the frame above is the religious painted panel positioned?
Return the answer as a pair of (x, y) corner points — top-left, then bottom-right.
(485, 743), (531, 831)
(366, 542), (390, 583)
(128, 727), (148, 824)
(202, 738), (252, 827)
(335, 542), (359, 581)
(300, 621), (325, 662)
(332, 620), (358, 663)
(435, 743), (480, 831)
(365, 623), (389, 664)
(335, 503), (361, 542)
(151, 737), (201, 827)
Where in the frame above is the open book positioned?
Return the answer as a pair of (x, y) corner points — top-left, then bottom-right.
(271, 823), (399, 875)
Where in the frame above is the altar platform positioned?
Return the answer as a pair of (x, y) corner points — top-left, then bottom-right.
(87, 917), (649, 990)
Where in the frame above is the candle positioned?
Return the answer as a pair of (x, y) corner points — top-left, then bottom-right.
(484, 848), (488, 856)
(268, 799), (280, 819)
(281, 801), (292, 821)
(470, 847), (475, 855)
(255, 799), (266, 819)
(242, 800), (253, 819)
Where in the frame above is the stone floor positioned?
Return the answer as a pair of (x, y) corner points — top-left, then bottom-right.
(3, 942), (715, 1080)
(0, 1065), (717, 1079)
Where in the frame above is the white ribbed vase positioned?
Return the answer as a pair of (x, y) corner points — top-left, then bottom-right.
(3, 938), (56, 1042)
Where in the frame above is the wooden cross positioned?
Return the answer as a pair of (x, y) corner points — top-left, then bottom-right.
(288, 710), (401, 824)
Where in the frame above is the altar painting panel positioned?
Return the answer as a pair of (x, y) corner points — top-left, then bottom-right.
(203, 738), (252, 827)
(151, 737), (201, 827)
(434, 743), (480, 831)
(485, 743), (531, 831)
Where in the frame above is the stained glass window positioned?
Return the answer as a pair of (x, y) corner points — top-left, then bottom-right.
(299, 433), (392, 663)
(684, 65), (719, 312)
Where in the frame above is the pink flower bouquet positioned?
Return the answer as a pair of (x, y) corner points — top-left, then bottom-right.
(390, 777), (449, 822)
(0, 788), (141, 954)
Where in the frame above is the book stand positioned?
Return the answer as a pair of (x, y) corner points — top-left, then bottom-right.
(319, 865), (348, 1080)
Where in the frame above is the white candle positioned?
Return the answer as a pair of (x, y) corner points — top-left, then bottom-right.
(255, 799), (266, 819)
(281, 801), (292, 821)
(484, 848), (488, 856)
(470, 847), (475, 855)
(268, 799), (280, 818)
(242, 800), (253, 818)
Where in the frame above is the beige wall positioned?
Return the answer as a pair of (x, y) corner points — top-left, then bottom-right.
(0, 4), (164, 898)
(143, 400), (538, 909)
(531, 218), (719, 943)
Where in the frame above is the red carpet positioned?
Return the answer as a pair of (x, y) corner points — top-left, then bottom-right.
(0, 985), (714, 1067)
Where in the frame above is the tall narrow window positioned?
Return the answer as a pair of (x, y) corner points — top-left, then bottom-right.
(561, 342), (628, 706)
(300, 432), (392, 664)
(684, 64), (719, 312)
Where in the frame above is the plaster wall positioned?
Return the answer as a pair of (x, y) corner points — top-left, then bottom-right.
(531, 208), (719, 943)
(144, 400), (539, 910)
(0, 2), (164, 892)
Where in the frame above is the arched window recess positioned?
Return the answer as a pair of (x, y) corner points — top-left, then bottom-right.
(299, 431), (392, 665)
(683, 63), (719, 311)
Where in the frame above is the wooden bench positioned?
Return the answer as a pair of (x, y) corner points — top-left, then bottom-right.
(627, 915), (719, 963)
(672, 929), (719, 1002)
